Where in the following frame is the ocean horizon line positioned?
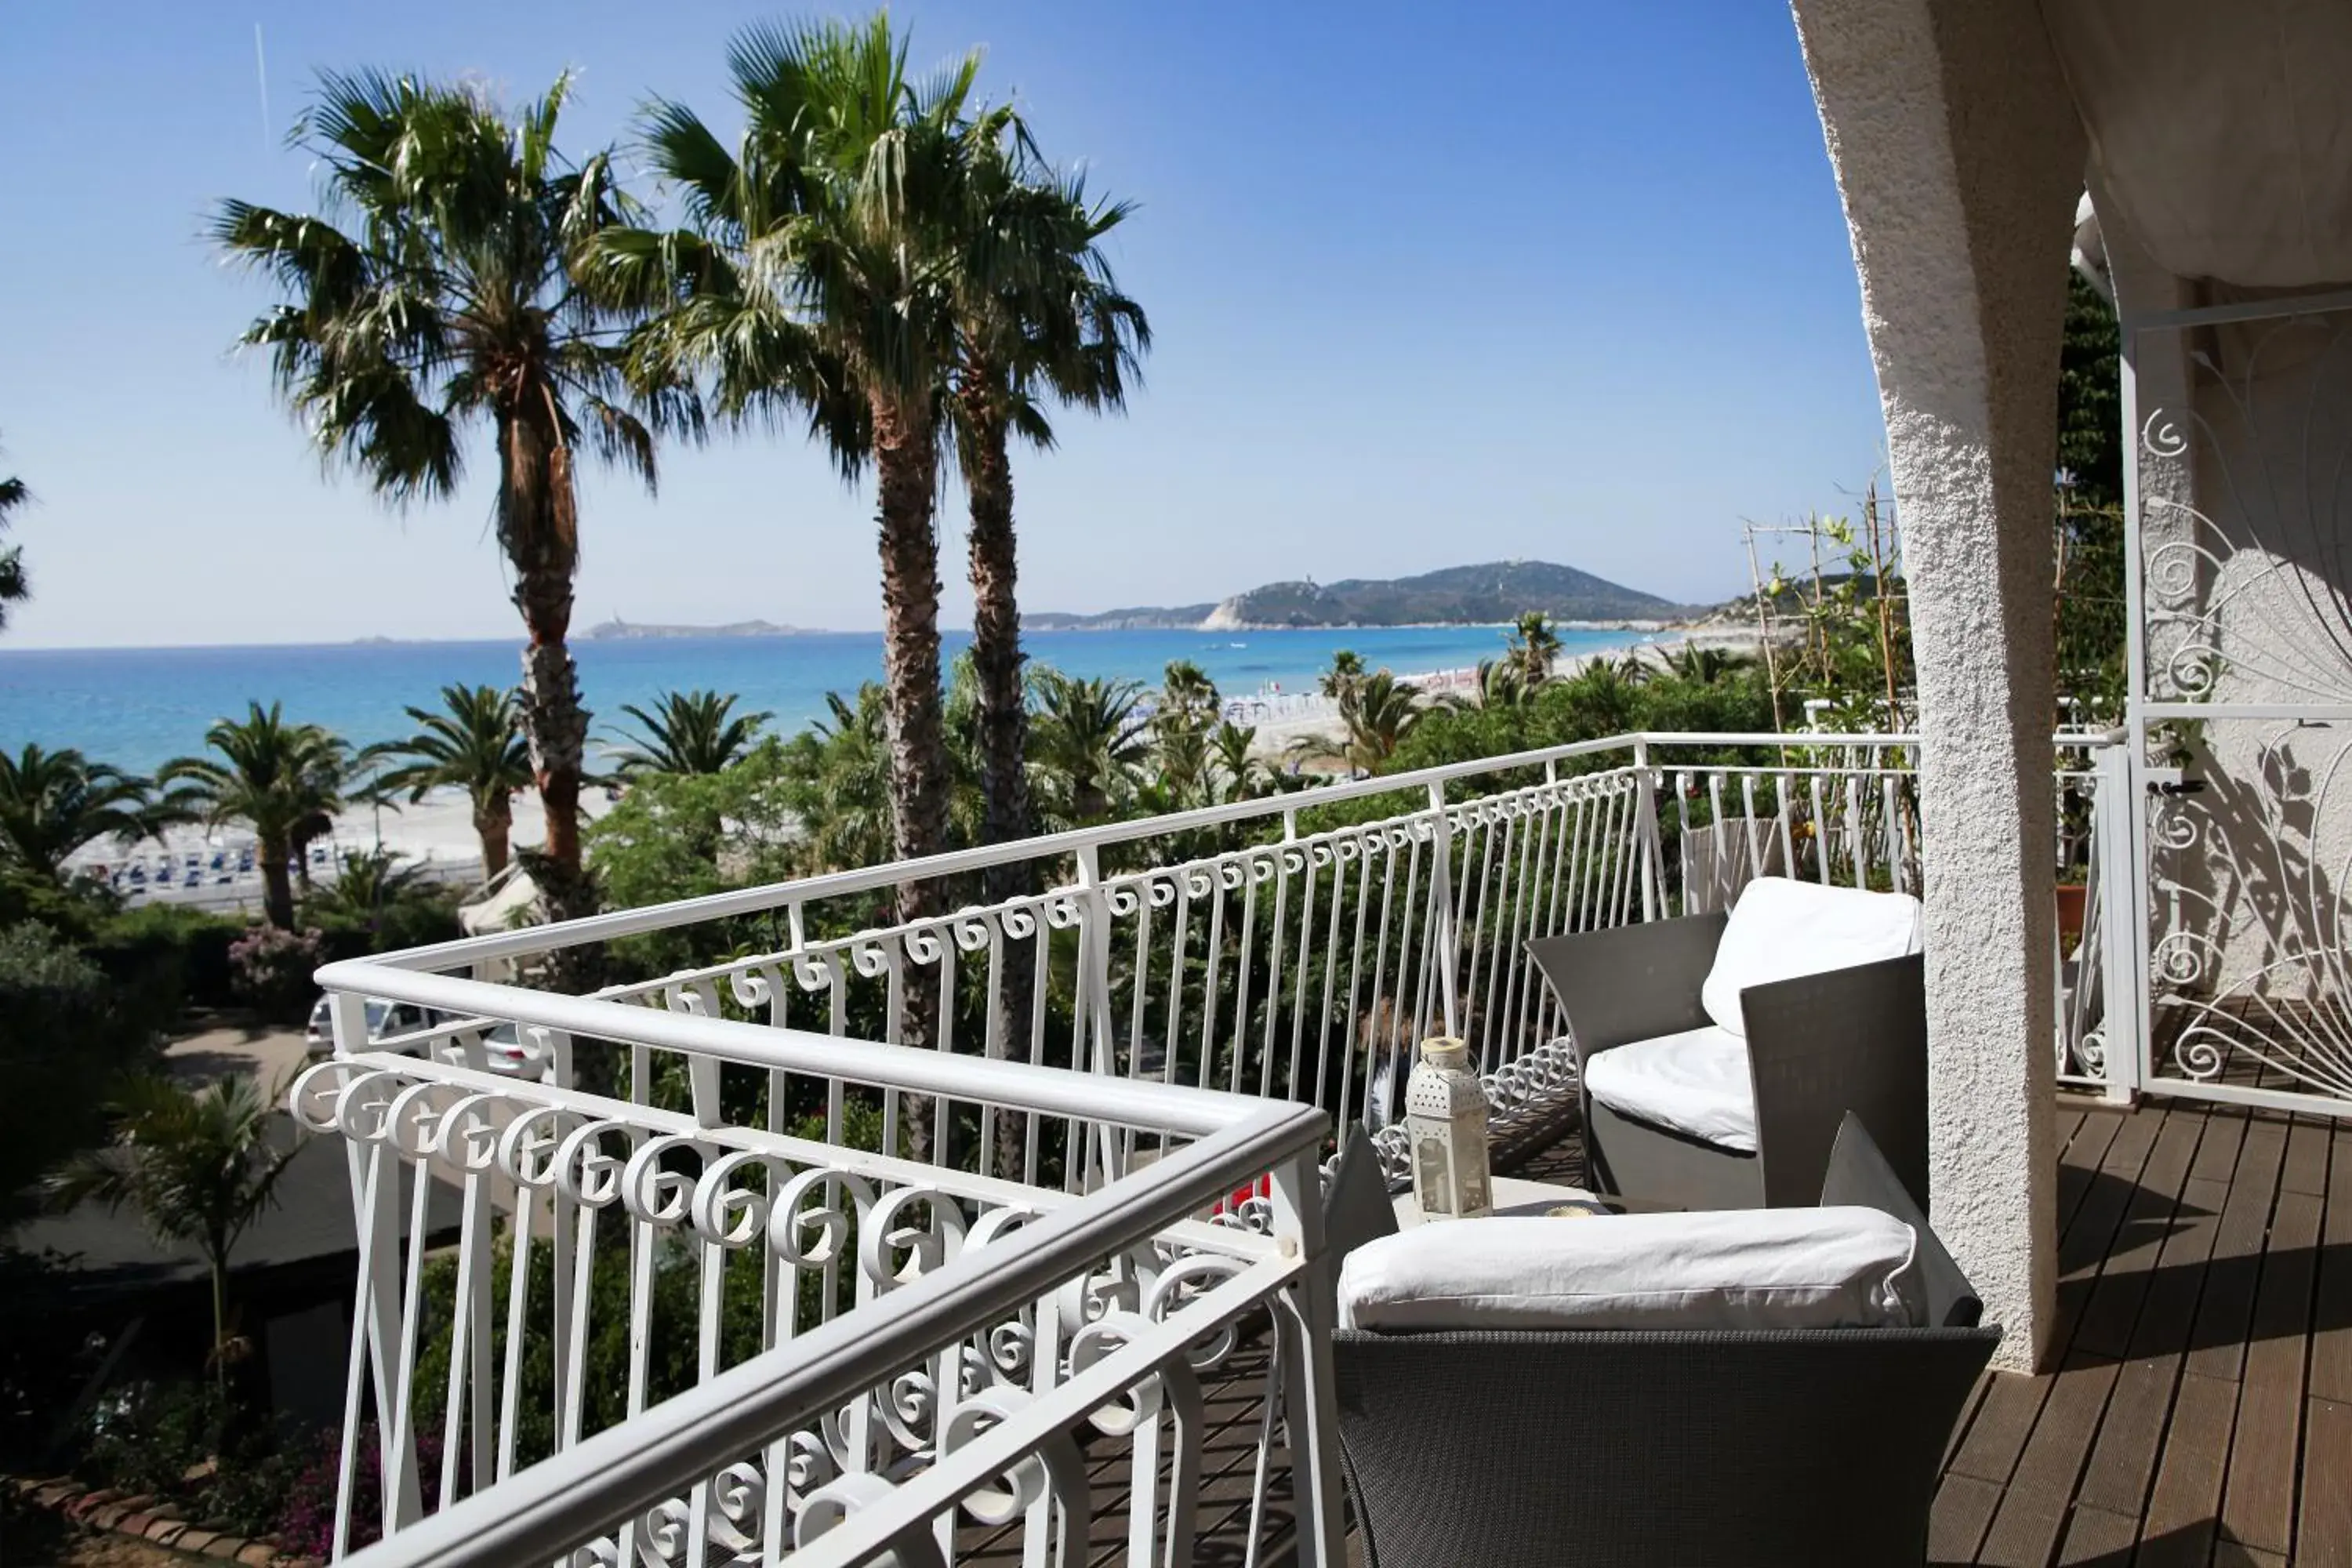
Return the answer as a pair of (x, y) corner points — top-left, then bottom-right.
(0, 622), (1653, 775)
(0, 617), (1580, 657)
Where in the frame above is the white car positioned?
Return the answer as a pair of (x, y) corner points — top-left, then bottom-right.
(477, 1022), (554, 1080)
(304, 996), (436, 1056)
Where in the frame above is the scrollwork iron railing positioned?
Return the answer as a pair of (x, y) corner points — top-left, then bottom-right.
(310, 726), (2128, 1566)
(307, 967), (1337, 1568)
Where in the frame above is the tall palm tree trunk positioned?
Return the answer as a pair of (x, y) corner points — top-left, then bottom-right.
(499, 408), (604, 1011)
(476, 796), (514, 878)
(499, 409), (594, 913)
(874, 405), (950, 1161)
(963, 387), (1039, 1182)
(873, 405), (953, 920)
(963, 391), (1031, 888)
(258, 833), (295, 929)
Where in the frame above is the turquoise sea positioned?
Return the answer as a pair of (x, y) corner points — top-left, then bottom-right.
(0, 624), (1651, 775)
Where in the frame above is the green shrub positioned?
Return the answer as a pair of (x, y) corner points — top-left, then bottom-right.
(307, 889), (463, 960)
(0, 922), (167, 1208)
(80, 1380), (299, 1535)
(83, 1380), (238, 1498)
(85, 902), (249, 1014)
(0, 866), (121, 941)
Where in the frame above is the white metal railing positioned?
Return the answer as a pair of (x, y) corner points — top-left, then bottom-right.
(308, 966), (1341, 1568)
(304, 725), (2136, 1566)
(352, 730), (2130, 1172)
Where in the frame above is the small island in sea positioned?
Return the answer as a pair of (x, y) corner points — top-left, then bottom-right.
(584, 616), (818, 640)
(1026, 559), (1700, 632)
(579, 560), (1715, 641)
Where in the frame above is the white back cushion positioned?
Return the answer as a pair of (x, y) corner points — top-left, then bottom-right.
(1338, 1207), (1925, 1332)
(1700, 877), (1924, 1037)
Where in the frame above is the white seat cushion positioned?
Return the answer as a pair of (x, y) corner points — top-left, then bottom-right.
(1584, 1024), (1757, 1152)
(1700, 877), (1924, 1038)
(1338, 1206), (1926, 1332)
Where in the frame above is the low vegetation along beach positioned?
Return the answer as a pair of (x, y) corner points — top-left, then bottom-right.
(18, 612), (1766, 912)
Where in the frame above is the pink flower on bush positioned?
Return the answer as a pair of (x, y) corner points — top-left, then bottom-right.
(227, 924), (324, 1018)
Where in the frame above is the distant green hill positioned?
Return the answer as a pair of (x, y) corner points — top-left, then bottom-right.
(1030, 561), (1692, 630)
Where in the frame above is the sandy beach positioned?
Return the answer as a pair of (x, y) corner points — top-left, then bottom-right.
(64, 786), (617, 913)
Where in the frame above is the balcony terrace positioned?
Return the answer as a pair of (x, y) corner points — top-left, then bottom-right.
(281, 728), (2241, 1568)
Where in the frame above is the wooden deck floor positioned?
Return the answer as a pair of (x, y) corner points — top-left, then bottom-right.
(1929, 1097), (2352, 1567)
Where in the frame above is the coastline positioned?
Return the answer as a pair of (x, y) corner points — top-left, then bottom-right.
(59, 625), (1766, 912)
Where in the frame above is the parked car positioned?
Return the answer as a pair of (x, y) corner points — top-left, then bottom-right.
(477, 1022), (552, 1081)
(304, 996), (437, 1057)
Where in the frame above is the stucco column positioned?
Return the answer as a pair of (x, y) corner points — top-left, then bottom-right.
(1788, 0), (2085, 1370)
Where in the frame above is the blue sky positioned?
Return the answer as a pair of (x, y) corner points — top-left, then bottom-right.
(0, 2), (1885, 649)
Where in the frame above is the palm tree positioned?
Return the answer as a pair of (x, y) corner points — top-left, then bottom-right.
(308, 846), (430, 920)
(159, 703), (347, 928)
(1665, 644), (1749, 684)
(1030, 670), (1148, 824)
(1555, 655), (1643, 734)
(1294, 670), (1427, 776)
(0, 436), (28, 631)
(0, 745), (161, 884)
(952, 139), (1149, 886)
(1210, 721), (1266, 803)
(363, 684), (532, 876)
(213, 72), (688, 928)
(1150, 661), (1221, 805)
(1504, 611), (1564, 690)
(48, 1075), (299, 1392)
(611, 689), (772, 776)
(600, 17), (988, 925)
(1319, 649), (1367, 706)
(1456, 656), (1532, 711)
(779, 686), (895, 876)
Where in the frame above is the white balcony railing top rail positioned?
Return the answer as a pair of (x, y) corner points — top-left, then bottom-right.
(359, 730), (1951, 975)
(337, 727), (2129, 1185)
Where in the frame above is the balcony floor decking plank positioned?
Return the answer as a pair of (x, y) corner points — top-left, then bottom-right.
(2136, 1368), (2241, 1566)
(1973, 1103), (2202, 1566)
(1933, 1473), (2009, 1566)
(2187, 1115), (2291, 1387)
(2298, 1397), (2352, 1568)
(2282, 1120), (2331, 1199)
(1941, 1107), (2148, 1508)
(1974, 1353), (2122, 1566)
(2056, 1501), (2140, 1564)
(2070, 1103), (2205, 1360)
(2218, 1178), (2324, 1558)
(2310, 1125), (2352, 1407)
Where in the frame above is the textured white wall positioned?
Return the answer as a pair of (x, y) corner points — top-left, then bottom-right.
(1788, 0), (2084, 1370)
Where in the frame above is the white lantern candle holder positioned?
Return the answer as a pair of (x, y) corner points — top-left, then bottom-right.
(1406, 1036), (1493, 1219)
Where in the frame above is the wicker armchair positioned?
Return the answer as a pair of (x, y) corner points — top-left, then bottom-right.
(1525, 878), (1929, 1210)
(1330, 1117), (1998, 1568)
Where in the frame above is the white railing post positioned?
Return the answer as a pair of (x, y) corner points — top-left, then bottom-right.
(1269, 1145), (1346, 1568)
(2092, 742), (2143, 1105)
(327, 991), (423, 1554)
(1632, 739), (1663, 921)
(1425, 781), (1461, 1038)
(1073, 843), (1126, 1184)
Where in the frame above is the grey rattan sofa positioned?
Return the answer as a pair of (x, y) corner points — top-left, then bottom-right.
(1525, 886), (1929, 1210)
(1330, 1117), (1998, 1568)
